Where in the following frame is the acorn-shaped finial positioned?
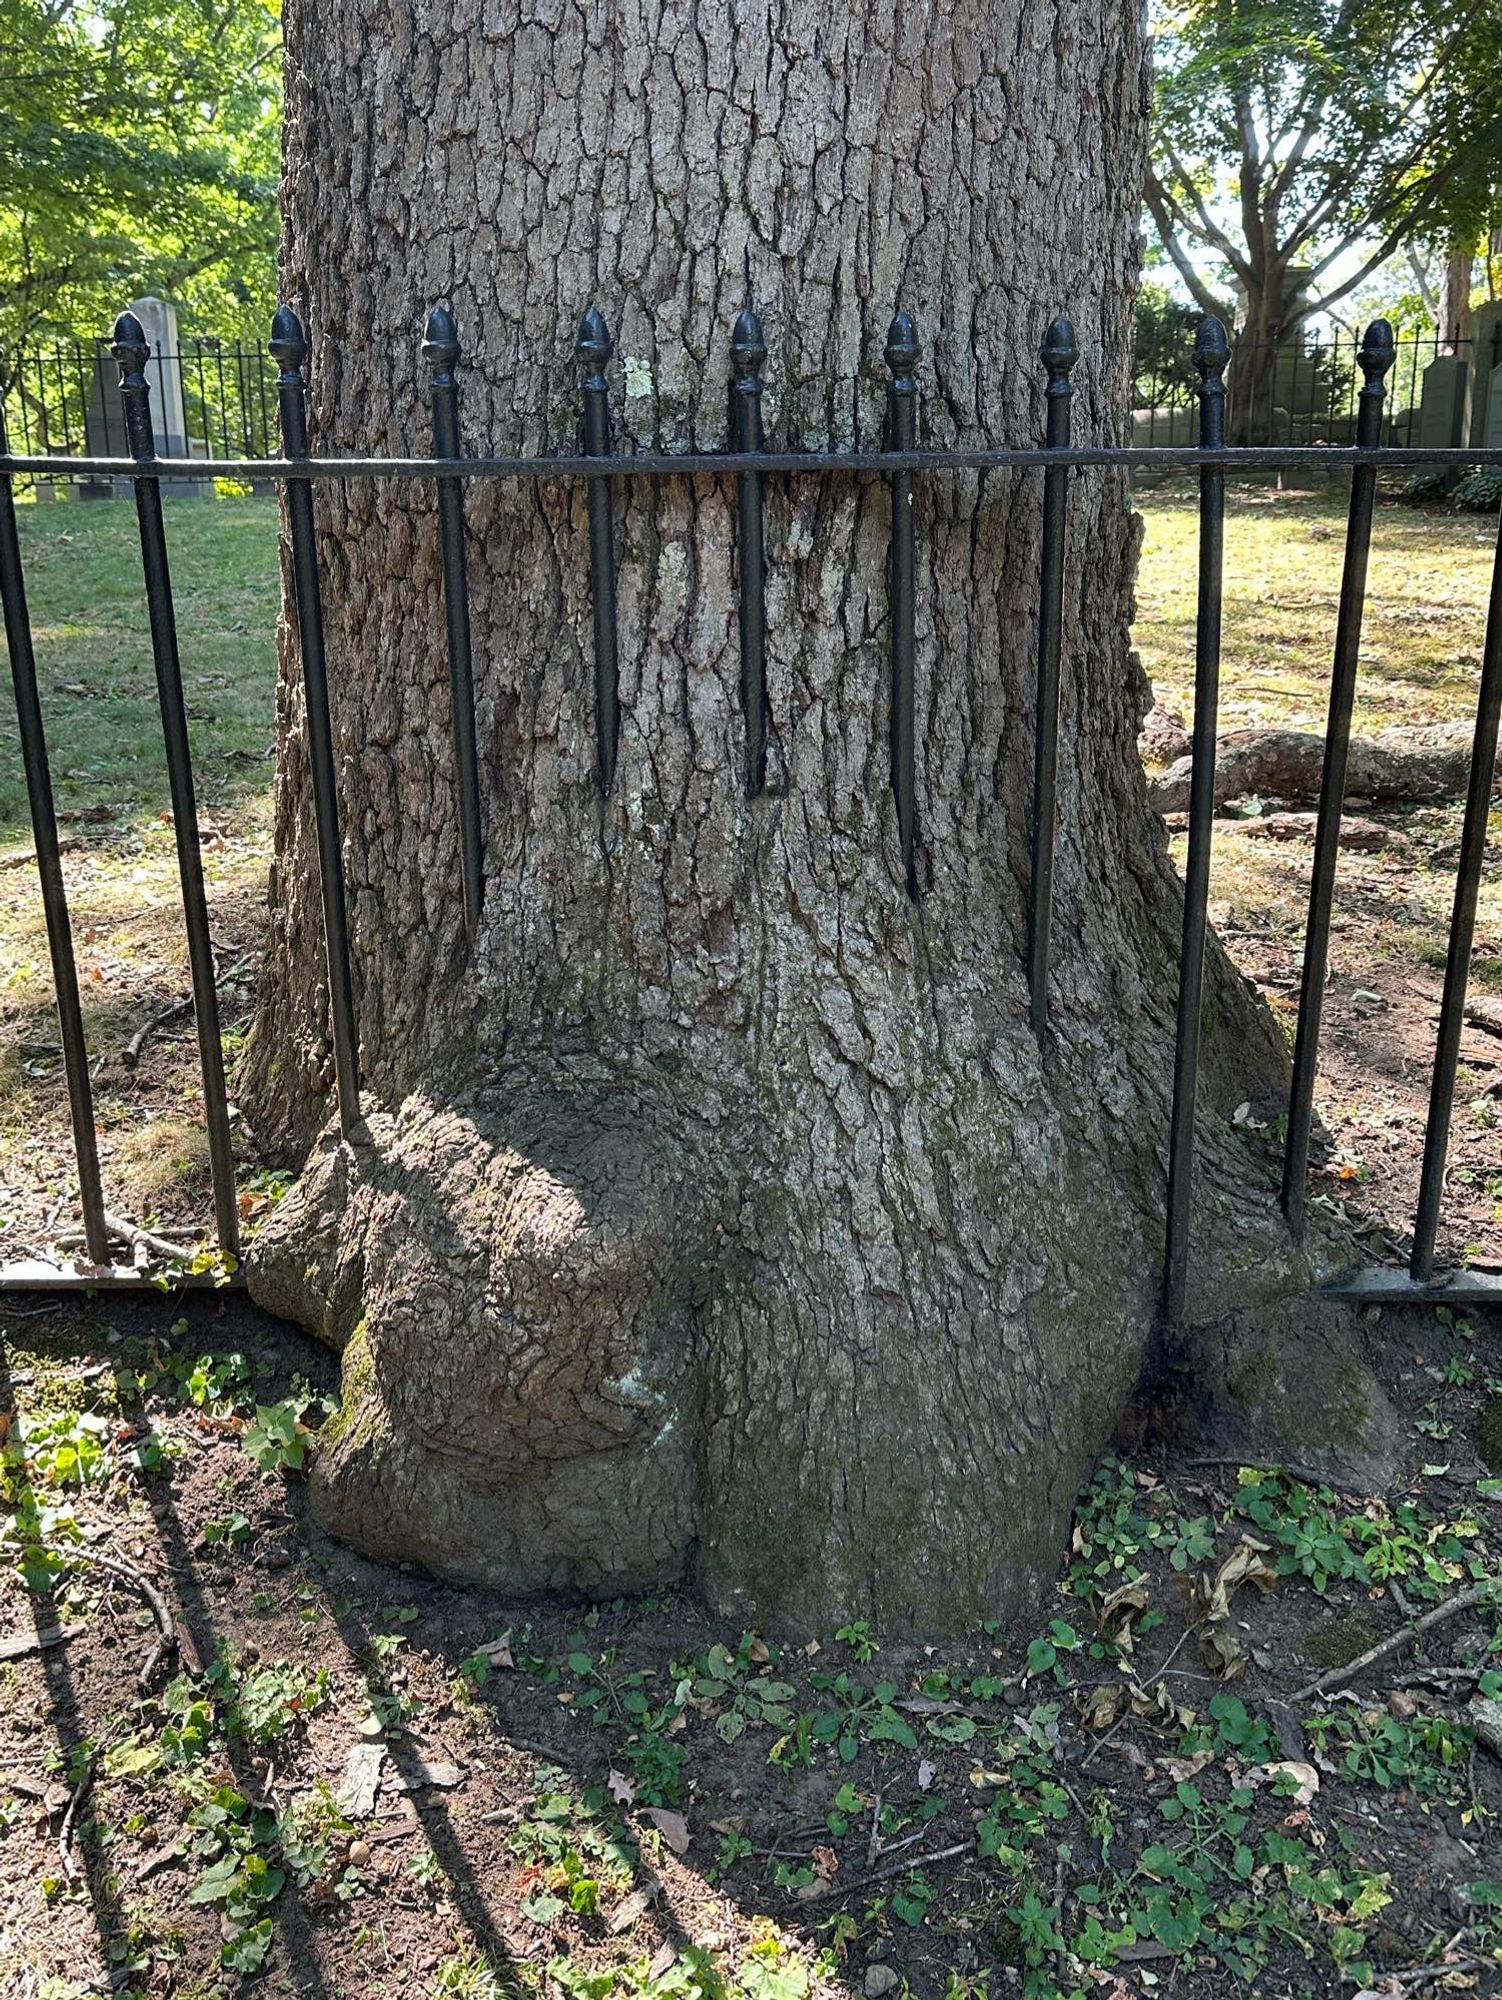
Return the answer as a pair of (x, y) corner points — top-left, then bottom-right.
(269, 304), (308, 377)
(422, 304), (461, 379)
(731, 305), (767, 382)
(1041, 314), (1079, 384)
(1193, 314), (1231, 383)
(575, 306), (612, 383)
(1358, 317), (1396, 388)
(110, 310), (149, 377)
(884, 308), (920, 382)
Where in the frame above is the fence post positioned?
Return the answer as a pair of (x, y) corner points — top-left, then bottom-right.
(1281, 321), (1395, 1237)
(885, 309), (919, 898)
(1027, 314), (1079, 1037)
(731, 305), (769, 795)
(1162, 315), (1229, 1322)
(422, 305), (485, 936)
(112, 311), (240, 1258)
(269, 305), (362, 1138)
(576, 307), (620, 798)
(0, 407), (110, 1264)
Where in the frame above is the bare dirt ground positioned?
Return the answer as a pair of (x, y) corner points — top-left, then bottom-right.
(3, 1291), (1501, 1999)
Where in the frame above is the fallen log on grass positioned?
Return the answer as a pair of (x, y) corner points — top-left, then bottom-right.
(1148, 721), (1490, 814)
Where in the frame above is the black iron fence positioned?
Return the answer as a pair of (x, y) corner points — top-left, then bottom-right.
(3, 303), (1502, 1319)
(1133, 324), (1501, 451)
(1, 338), (277, 482)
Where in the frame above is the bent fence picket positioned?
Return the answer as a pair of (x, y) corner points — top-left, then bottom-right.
(3, 302), (1502, 1316)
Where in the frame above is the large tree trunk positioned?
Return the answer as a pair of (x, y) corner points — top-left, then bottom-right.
(243, 0), (1395, 1634)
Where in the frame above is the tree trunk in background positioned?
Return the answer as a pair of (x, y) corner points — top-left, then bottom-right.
(1438, 243), (1475, 350)
(243, 0), (1396, 1635)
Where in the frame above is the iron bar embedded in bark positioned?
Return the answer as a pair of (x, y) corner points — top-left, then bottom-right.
(1026, 314), (1079, 1038)
(270, 304), (362, 1138)
(0, 408), (110, 1265)
(731, 305), (769, 795)
(885, 310), (920, 898)
(422, 305), (485, 935)
(111, 311), (240, 1259)
(1281, 321), (1395, 1239)
(1162, 315), (1230, 1322)
(576, 307), (620, 797)
(1411, 499), (1502, 1280)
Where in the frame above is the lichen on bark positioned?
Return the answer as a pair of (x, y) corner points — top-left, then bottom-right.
(243, 0), (1396, 1634)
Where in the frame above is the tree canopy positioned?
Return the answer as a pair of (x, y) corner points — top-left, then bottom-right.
(1146, 0), (1502, 335)
(0, 0), (280, 359)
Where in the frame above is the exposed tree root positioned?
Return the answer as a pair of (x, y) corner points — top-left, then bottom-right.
(1148, 721), (1489, 814)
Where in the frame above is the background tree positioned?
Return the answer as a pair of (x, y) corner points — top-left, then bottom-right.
(0, 0), (280, 376)
(243, 0), (1398, 1635)
(1146, 0), (1502, 436)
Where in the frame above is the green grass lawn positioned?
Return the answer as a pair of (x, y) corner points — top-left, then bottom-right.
(1135, 481), (1499, 735)
(0, 492), (280, 844)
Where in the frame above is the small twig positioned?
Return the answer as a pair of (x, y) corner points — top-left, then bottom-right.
(56, 1212), (195, 1266)
(71, 1549), (178, 1689)
(1081, 1628), (1194, 1769)
(867, 1784), (885, 1867)
(1292, 1584), (1490, 1703)
(120, 956), (251, 1068)
(801, 1840), (974, 1904)
(501, 1736), (590, 1772)
(58, 1725), (117, 1880)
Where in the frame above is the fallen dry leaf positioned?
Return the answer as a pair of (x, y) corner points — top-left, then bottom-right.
(644, 1807), (690, 1855)
(1159, 1749), (1214, 1784)
(608, 1769), (636, 1805)
(1081, 1683), (1122, 1731)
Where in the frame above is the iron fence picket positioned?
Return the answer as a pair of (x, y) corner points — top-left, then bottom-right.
(731, 306), (770, 797)
(423, 306), (485, 937)
(885, 311), (920, 899)
(270, 306), (362, 1138)
(1162, 315), (1230, 1322)
(1027, 315), (1079, 1038)
(1281, 323), (1397, 1237)
(577, 307), (621, 798)
(0, 409), (110, 1264)
(111, 312), (241, 1258)
(1410, 502), (1502, 1280)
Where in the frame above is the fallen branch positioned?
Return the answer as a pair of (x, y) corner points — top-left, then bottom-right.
(72, 1549), (179, 1689)
(1149, 721), (1488, 815)
(1292, 1583), (1489, 1703)
(58, 1723), (118, 1880)
(120, 955), (252, 1068)
(56, 1212), (196, 1266)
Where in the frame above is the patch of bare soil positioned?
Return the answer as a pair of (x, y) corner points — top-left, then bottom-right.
(2, 1290), (1500, 1999)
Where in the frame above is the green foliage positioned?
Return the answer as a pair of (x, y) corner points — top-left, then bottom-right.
(1148, 0), (1502, 330)
(1, 0), (280, 356)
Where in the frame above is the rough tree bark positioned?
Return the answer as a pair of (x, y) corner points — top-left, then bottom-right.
(242, 0), (1398, 1635)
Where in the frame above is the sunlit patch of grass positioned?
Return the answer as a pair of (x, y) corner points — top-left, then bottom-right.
(0, 495), (279, 842)
(1136, 484), (1497, 736)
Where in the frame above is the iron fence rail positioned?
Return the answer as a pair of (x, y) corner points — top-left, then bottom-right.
(4, 303), (1502, 1315)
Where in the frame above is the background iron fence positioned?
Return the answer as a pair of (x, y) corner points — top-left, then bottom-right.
(1, 339), (278, 489)
(1133, 324), (1502, 452)
(3, 303), (1502, 1324)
